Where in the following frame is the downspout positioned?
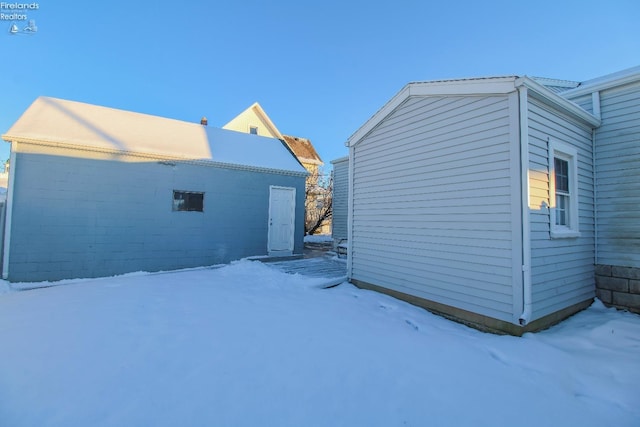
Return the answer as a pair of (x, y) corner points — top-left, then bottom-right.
(517, 87), (532, 326)
(591, 92), (600, 265)
(2, 141), (17, 279)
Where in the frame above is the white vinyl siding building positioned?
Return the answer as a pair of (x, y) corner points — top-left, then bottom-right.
(526, 96), (596, 321)
(557, 66), (640, 313)
(330, 156), (349, 245)
(593, 81), (640, 268)
(562, 77), (640, 269)
(346, 76), (602, 334)
(351, 94), (521, 325)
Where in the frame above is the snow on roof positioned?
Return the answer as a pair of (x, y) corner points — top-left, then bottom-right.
(2, 97), (307, 175)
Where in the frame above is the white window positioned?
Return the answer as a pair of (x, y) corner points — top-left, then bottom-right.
(549, 140), (580, 238)
(249, 125), (258, 135)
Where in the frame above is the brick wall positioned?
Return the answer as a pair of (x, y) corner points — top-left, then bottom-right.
(595, 265), (640, 313)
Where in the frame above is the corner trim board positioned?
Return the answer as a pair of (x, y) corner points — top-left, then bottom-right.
(2, 141), (17, 279)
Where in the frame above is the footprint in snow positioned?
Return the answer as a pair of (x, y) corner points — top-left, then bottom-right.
(405, 319), (419, 331)
(488, 349), (509, 365)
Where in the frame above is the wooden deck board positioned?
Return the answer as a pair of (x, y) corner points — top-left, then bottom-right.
(266, 257), (347, 279)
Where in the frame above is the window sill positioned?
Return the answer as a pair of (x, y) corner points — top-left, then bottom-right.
(550, 229), (581, 239)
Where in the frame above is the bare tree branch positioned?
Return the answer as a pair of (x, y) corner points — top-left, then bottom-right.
(305, 168), (333, 235)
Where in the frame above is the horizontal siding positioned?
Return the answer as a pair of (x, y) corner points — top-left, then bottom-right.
(570, 94), (593, 114)
(352, 94), (518, 323)
(594, 81), (640, 267)
(331, 159), (348, 241)
(527, 97), (595, 321)
(8, 146), (306, 281)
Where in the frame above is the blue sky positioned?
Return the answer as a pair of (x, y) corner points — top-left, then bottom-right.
(1, 0), (638, 167)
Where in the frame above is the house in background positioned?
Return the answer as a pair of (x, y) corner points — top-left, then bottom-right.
(223, 102), (330, 235)
(0, 161), (8, 200)
(223, 102), (324, 174)
(341, 66), (639, 335)
(1, 97), (307, 282)
(330, 156), (348, 255)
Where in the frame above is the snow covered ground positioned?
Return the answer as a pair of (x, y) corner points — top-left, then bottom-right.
(0, 260), (638, 427)
(303, 233), (333, 243)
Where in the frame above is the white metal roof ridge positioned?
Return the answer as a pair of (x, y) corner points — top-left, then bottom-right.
(408, 75), (519, 85)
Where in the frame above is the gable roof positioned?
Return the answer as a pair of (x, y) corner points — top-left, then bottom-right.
(282, 135), (323, 165)
(222, 102), (284, 140)
(2, 97), (307, 175)
(347, 75), (600, 147)
(224, 102), (323, 166)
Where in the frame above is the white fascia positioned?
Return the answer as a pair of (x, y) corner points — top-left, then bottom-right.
(515, 77), (601, 128)
(347, 77), (519, 148)
(560, 65), (640, 98)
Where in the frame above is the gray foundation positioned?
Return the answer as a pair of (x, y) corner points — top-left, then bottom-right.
(595, 265), (640, 314)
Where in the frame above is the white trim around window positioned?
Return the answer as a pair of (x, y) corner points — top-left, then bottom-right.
(548, 139), (581, 239)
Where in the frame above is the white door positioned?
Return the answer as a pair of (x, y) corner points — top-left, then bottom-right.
(268, 186), (296, 256)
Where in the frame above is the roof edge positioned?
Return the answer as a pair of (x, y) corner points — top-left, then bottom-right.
(515, 77), (601, 127)
(560, 65), (640, 98)
(346, 77), (519, 147)
(330, 155), (349, 164)
(250, 102), (285, 140)
(531, 77), (580, 90)
(3, 135), (309, 177)
(222, 102), (285, 140)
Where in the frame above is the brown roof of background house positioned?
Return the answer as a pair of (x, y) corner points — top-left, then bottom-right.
(282, 135), (323, 165)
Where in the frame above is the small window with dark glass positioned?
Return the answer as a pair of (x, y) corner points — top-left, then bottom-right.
(173, 191), (204, 212)
(249, 126), (258, 135)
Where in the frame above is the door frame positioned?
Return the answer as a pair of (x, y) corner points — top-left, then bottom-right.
(267, 185), (296, 256)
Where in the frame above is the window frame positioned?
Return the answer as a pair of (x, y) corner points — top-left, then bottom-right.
(249, 125), (258, 135)
(548, 139), (580, 239)
(172, 190), (204, 212)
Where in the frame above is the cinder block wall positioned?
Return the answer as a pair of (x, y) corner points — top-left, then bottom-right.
(595, 265), (640, 313)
